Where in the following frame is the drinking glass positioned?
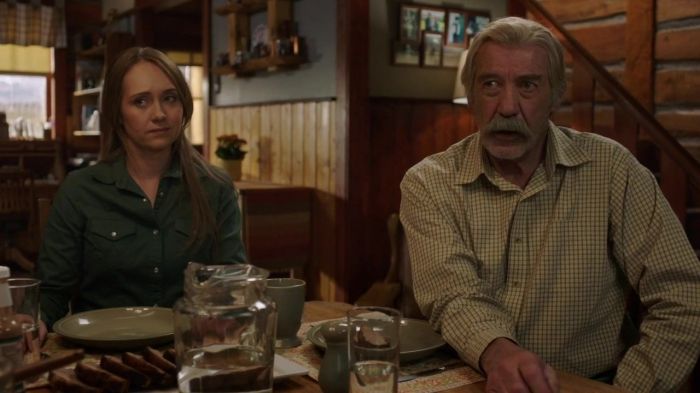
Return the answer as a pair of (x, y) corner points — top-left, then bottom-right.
(8, 278), (40, 364)
(266, 278), (305, 348)
(347, 306), (401, 393)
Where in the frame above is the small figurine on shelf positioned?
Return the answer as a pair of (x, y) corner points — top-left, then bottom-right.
(215, 134), (247, 181)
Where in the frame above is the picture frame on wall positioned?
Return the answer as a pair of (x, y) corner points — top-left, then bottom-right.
(393, 41), (420, 66)
(420, 8), (445, 34)
(466, 14), (491, 37)
(446, 11), (467, 48)
(422, 32), (442, 67)
(442, 46), (463, 68)
(399, 4), (420, 42)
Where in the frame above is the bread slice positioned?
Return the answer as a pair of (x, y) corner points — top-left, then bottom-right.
(49, 369), (101, 393)
(163, 348), (176, 364)
(143, 347), (177, 375)
(74, 361), (129, 393)
(100, 355), (151, 390)
(122, 352), (172, 387)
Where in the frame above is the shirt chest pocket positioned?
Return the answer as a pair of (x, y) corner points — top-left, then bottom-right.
(84, 219), (138, 264)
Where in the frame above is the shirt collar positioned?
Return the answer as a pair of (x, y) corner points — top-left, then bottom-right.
(92, 155), (182, 188)
(456, 122), (590, 185)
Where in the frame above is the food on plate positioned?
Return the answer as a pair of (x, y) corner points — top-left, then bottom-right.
(122, 351), (173, 386)
(49, 369), (100, 393)
(100, 355), (151, 390)
(143, 346), (177, 375)
(74, 362), (129, 393)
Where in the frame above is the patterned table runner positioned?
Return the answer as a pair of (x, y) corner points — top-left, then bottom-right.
(279, 319), (484, 393)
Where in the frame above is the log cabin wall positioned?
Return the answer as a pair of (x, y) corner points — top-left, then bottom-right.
(539, 0), (700, 159)
(209, 101), (338, 301)
(359, 0), (700, 301)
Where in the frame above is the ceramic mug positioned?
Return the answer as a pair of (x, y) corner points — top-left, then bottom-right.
(266, 278), (306, 348)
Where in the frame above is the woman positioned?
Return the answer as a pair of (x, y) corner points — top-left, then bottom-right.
(37, 47), (246, 331)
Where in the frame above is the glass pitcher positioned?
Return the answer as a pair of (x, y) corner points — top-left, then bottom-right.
(173, 263), (277, 393)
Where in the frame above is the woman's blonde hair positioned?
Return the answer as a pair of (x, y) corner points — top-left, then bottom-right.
(100, 46), (227, 247)
(462, 17), (566, 105)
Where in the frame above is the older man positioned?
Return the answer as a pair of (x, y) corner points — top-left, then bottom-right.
(400, 16), (700, 393)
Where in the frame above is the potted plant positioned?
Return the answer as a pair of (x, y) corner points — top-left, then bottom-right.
(215, 134), (247, 181)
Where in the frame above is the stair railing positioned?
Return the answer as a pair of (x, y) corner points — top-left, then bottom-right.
(516, 0), (700, 223)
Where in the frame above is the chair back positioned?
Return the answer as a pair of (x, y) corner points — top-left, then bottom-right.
(395, 214), (424, 319)
(0, 169), (34, 223)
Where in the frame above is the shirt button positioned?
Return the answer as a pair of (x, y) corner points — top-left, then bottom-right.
(159, 192), (164, 197)
(152, 229), (159, 235)
(154, 267), (159, 274)
(514, 237), (522, 243)
(142, 198), (148, 203)
(111, 231), (117, 237)
(512, 281), (520, 287)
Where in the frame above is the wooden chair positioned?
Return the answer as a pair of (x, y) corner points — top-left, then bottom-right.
(0, 168), (36, 273)
(395, 214), (424, 319)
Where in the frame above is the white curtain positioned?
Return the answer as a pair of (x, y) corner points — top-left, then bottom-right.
(0, 0), (66, 48)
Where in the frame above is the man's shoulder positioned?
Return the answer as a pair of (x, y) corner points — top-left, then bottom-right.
(557, 126), (635, 165)
(404, 135), (475, 182)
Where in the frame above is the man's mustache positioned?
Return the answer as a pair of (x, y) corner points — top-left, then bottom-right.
(482, 116), (531, 136)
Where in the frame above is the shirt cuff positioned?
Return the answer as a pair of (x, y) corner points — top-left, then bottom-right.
(457, 327), (517, 372)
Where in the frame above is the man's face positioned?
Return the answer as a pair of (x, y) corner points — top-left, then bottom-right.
(470, 41), (554, 165)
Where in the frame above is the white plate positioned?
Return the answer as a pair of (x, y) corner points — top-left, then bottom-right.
(274, 354), (309, 380)
(53, 307), (174, 350)
(307, 318), (445, 363)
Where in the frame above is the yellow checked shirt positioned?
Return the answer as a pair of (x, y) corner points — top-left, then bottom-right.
(400, 123), (700, 393)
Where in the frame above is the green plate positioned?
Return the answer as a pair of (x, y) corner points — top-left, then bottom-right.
(53, 307), (174, 351)
(307, 318), (445, 363)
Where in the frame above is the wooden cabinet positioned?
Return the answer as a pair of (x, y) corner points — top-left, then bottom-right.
(68, 32), (134, 159)
(235, 181), (311, 277)
(213, 0), (306, 76)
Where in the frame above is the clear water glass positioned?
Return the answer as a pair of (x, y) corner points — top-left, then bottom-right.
(347, 306), (401, 393)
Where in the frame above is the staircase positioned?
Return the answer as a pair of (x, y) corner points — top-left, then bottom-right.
(513, 0), (700, 389)
(513, 0), (700, 249)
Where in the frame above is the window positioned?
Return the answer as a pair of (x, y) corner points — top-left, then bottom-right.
(0, 45), (52, 139)
(172, 52), (204, 146)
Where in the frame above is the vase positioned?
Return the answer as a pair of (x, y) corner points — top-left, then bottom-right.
(222, 159), (242, 181)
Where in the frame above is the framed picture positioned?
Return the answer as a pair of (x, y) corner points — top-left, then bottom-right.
(399, 5), (420, 42)
(422, 32), (442, 67)
(392, 41), (420, 66)
(420, 8), (445, 34)
(466, 14), (491, 37)
(442, 46), (463, 68)
(446, 11), (467, 47)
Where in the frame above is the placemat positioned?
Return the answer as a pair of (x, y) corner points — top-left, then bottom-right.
(279, 319), (484, 393)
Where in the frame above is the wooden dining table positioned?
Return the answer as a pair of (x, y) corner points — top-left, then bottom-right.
(28, 300), (627, 393)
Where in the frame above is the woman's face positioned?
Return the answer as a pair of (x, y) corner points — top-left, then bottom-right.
(119, 60), (183, 156)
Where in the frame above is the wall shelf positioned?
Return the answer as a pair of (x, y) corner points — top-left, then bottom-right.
(214, 0), (307, 77)
(212, 54), (305, 76)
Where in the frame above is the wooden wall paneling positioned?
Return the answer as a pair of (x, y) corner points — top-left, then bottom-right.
(538, 0), (625, 23)
(657, 0), (700, 23)
(303, 102), (317, 188)
(568, 22), (626, 63)
(551, 106), (573, 127)
(594, 105), (614, 134)
(239, 106), (252, 177)
(314, 100), (334, 301)
(657, 110), (700, 137)
(280, 104), (293, 184)
(656, 27), (700, 61)
(269, 105), (282, 183)
(571, 61), (595, 133)
(291, 103), (305, 185)
(594, 67), (623, 103)
(625, 0), (655, 111)
(655, 69), (700, 105)
(661, 152), (688, 223)
(612, 103), (639, 155)
(249, 106), (261, 179)
(259, 106), (272, 181)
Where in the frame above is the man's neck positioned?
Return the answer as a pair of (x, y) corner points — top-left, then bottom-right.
(489, 156), (538, 189)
